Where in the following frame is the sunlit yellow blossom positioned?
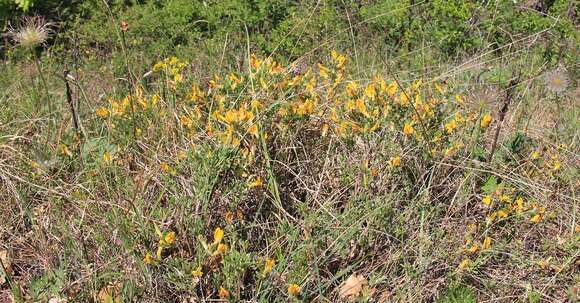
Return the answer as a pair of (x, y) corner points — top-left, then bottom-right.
(482, 237), (492, 250)
(263, 258), (275, 276)
(364, 83), (377, 100)
(399, 92), (410, 105)
(163, 231), (176, 245)
(445, 120), (457, 134)
(467, 243), (478, 254)
(435, 83), (445, 94)
(482, 195), (492, 206)
(346, 82), (358, 98)
(530, 213), (542, 224)
(219, 287), (230, 299)
(103, 151), (112, 164)
(191, 266), (203, 278)
(386, 81), (398, 97)
(251, 99), (263, 111)
(160, 162), (171, 173)
(497, 209), (509, 219)
(250, 54), (262, 69)
(248, 124), (259, 138)
(331, 50), (346, 68)
(294, 99), (315, 116)
(459, 258), (470, 270)
(143, 253), (157, 265)
(288, 284), (301, 296)
(213, 243), (227, 256)
(59, 144), (72, 157)
(515, 197), (524, 213)
(454, 94), (464, 105)
(390, 156), (401, 167)
(403, 123), (414, 136)
(552, 160), (561, 171)
(531, 151), (541, 160)
(96, 107), (109, 118)
(249, 176), (263, 188)
(180, 115), (193, 128)
(356, 99), (370, 117)
(480, 114), (492, 128)
(213, 227), (224, 245)
(318, 63), (329, 79)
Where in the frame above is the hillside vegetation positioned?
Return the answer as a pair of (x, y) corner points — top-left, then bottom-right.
(0, 1), (578, 302)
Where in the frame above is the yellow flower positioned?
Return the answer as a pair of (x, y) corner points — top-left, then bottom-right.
(191, 266), (203, 278)
(248, 124), (259, 138)
(499, 195), (511, 203)
(482, 237), (492, 250)
(103, 151), (112, 164)
(497, 209), (509, 219)
(164, 231), (176, 245)
(445, 120), (457, 134)
(143, 252), (157, 265)
(531, 150), (541, 160)
(482, 195), (492, 206)
(96, 107), (109, 118)
(530, 213), (542, 224)
(434, 83), (445, 94)
(213, 243), (227, 256)
(250, 54), (262, 69)
(455, 94), (464, 105)
(321, 123), (329, 137)
(386, 81), (398, 97)
(552, 160), (561, 171)
(480, 114), (492, 128)
(59, 144), (72, 157)
(180, 115), (193, 128)
(263, 258), (275, 276)
(390, 156), (401, 167)
(318, 63), (329, 79)
(331, 50), (346, 68)
(403, 123), (414, 136)
(364, 83), (377, 100)
(287, 284), (301, 296)
(160, 162), (171, 173)
(399, 92), (410, 105)
(537, 259), (548, 270)
(346, 82), (358, 98)
(458, 258), (470, 270)
(248, 176), (263, 188)
(213, 227), (224, 245)
(251, 99), (263, 111)
(467, 243), (478, 254)
(515, 197), (524, 213)
(356, 99), (370, 117)
(218, 287), (230, 299)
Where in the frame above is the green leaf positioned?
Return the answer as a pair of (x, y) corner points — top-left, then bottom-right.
(14, 0), (32, 12)
(481, 176), (499, 194)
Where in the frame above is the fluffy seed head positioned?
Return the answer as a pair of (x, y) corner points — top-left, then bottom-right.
(10, 16), (52, 49)
(544, 69), (569, 94)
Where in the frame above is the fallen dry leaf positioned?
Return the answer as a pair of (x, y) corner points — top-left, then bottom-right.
(338, 274), (368, 301)
(0, 250), (12, 285)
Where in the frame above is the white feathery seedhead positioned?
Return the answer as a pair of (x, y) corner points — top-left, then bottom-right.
(544, 69), (569, 94)
(10, 16), (52, 49)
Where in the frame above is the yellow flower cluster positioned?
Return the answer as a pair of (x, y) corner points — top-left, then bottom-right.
(144, 228), (176, 265)
(481, 192), (544, 225)
(153, 56), (188, 83)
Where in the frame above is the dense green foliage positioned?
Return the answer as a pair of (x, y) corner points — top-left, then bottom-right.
(2, 0), (577, 66)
